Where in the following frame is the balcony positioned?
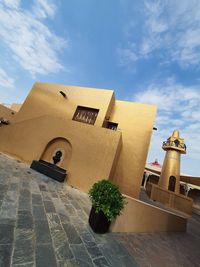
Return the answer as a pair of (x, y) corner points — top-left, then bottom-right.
(162, 140), (186, 152)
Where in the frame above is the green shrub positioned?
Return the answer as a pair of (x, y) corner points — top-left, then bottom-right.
(88, 179), (126, 221)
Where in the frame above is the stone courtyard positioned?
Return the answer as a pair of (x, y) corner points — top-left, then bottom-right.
(0, 153), (200, 267)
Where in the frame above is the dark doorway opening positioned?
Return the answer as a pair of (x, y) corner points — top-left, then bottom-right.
(168, 176), (176, 192)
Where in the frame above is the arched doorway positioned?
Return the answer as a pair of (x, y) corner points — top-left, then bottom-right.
(40, 137), (72, 169)
(168, 176), (176, 192)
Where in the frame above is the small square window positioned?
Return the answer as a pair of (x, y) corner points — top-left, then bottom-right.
(72, 106), (99, 125)
(103, 121), (118, 131)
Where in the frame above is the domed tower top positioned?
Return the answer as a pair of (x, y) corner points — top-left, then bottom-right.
(172, 130), (179, 138)
(162, 130), (186, 154)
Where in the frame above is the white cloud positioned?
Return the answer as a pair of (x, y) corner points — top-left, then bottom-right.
(0, 0), (67, 76)
(117, 46), (138, 65)
(134, 80), (200, 125)
(32, 0), (56, 19)
(0, 67), (15, 88)
(134, 79), (200, 174)
(2, 0), (21, 9)
(119, 0), (200, 68)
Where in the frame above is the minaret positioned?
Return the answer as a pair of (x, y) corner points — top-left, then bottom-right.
(158, 130), (186, 194)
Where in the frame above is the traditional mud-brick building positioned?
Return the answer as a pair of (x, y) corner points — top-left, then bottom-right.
(0, 82), (157, 198)
(1, 82), (193, 233)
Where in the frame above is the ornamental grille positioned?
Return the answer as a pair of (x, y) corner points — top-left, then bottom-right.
(72, 106), (99, 125)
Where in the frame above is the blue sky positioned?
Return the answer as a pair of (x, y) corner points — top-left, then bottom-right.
(0, 0), (200, 176)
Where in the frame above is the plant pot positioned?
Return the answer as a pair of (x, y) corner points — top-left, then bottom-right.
(89, 207), (111, 234)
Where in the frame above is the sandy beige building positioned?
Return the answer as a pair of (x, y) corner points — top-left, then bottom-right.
(1, 82), (193, 232)
(0, 82), (156, 198)
(144, 158), (200, 215)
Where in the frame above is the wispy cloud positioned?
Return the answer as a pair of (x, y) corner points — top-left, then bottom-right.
(32, 0), (56, 19)
(2, 0), (21, 9)
(0, 67), (15, 88)
(119, 0), (200, 68)
(134, 79), (200, 171)
(117, 45), (138, 65)
(0, 0), (67, 76)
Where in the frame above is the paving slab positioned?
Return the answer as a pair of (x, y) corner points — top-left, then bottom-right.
(0, 153), (200, 267)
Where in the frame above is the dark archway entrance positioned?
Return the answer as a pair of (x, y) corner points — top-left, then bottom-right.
(168, 176), (176, 192)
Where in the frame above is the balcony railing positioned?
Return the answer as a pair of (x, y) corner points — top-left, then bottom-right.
(162, 141), (186, 151)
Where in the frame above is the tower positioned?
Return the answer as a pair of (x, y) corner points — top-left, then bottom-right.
(158, 130), (186, 194)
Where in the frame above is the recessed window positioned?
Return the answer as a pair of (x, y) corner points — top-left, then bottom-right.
(103, 121), (118, 131)
(72, 106), (99, 125)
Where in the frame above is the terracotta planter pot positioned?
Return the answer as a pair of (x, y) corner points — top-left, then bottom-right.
(89, 207), (111, 234)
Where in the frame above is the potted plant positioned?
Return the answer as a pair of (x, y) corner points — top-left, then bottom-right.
(88, 179), (126, 234)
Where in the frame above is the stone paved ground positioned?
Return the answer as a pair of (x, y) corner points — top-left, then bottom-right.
(0, 153), (200, 267)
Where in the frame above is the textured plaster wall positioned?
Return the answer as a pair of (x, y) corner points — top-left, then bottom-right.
(110, 195), (187, 233)
(10, 103), (22, 112)
(13, 83), (115, 128)
(0, 115), (121, 193)
(149, 184), (193, 215)
(0, 104), (16, 121)
(109, 100), (157, 198)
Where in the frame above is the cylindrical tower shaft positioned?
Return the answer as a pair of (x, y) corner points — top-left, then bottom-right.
(159, 150), (180, 193)
(158, 130), (186, 194)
